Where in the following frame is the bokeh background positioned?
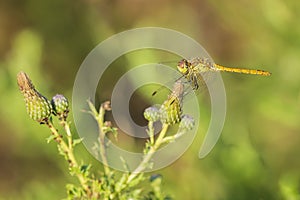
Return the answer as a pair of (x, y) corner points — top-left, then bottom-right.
(1, 0), (300, 199)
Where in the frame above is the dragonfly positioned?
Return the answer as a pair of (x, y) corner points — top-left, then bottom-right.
(151, 57), (271, 108)
(177, 57), (271, 90)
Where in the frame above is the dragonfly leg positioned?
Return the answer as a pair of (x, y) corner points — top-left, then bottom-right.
(191, 74), (199, 90)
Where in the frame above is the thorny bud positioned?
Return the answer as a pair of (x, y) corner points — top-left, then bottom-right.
(179, 114), (195, 131)
(51, 94), (69, 121)
(101, 101), (111, 111)
(144, 106), (160, 122)
(150, 174), (162, 182)
(159, 81), (184, 125)
(17, 71), (52, 124)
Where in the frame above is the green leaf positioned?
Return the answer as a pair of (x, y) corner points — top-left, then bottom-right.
(73, 138), (84, 147)
(127, 173), (145, 188)
(65, 183), (85, 199)
(110, 127), (119, 141)
(46, 134), (56, 143)
(87, 99), (99, 116)
(120, 156), (130, 172)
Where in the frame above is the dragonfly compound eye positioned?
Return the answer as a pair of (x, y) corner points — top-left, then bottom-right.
(177, 59), (189, 75)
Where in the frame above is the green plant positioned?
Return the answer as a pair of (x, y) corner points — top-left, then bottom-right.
(17, 71), (194, 200)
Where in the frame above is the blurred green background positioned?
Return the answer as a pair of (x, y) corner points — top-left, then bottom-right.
(1, 0), (300, 199)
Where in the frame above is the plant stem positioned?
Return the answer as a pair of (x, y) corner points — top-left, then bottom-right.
(87, 100), (111, 175)
(46, 120), (90, 193)
(161, 129), (186, 144)
(148, 121), (154, 145)
(97, 105), (110, 175)
(60, 120), (72, 148)
(126, 123), (169, 184)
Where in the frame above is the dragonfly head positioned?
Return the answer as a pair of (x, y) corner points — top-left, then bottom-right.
(177, 59), (190, 75)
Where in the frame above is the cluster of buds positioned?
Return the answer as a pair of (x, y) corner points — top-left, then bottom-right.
(17, 72), (69, 124)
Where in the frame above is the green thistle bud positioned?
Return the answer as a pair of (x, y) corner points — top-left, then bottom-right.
(51, 94), (69, 121)
(144, 106), (160, 122)
(159, 97), (182, 125)
(150, 174), (162, 182)
(17, 71), (52, 124)
(159, 81), (184, 125)
(179, 114), (195, 131)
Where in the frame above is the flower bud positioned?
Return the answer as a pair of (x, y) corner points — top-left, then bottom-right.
(51, 94), (69, 120)
(159, 81), (184, 125)
(101, 101), (111, 111)
(17, 72), (52, 124)
(179, 114), (195, 131)
(159, 96), (182, 125)
(144, 106), (160, 122)
(150, 174), (162, 182)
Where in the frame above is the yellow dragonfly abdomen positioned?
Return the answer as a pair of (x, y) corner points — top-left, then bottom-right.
(214, 64), (271, 76)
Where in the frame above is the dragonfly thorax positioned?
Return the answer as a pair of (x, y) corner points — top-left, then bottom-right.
(190, 57), (217, 72)
(176, 57), (217, 90)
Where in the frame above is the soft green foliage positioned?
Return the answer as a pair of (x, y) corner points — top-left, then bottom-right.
(279, 173), (300, 200)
